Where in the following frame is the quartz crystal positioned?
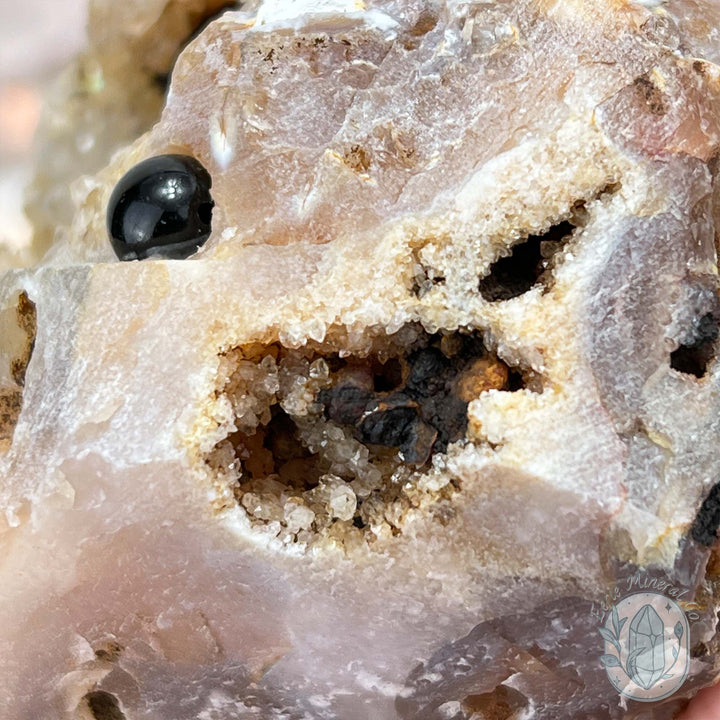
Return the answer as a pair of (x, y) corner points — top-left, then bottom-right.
(4, 0), (720, 718)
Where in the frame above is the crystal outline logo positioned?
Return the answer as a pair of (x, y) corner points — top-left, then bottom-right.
(598, 591), (690, 701)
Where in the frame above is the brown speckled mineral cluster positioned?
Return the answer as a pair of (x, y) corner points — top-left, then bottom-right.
(4, 0), (720, 718)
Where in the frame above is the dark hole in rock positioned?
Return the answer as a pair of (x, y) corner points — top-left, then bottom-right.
(324, 354), (347, 374)
(691, 481), (720, 546)
(372, 356), (403, 392)
(231, 407), (322, 491)
(84, 691), (126, 720)
(209, 325), (531, 547)
(670, 312), (719, 378)
(507, 368), (525, 392)
(263, 407), (321, 489)
(478, 220), (575, 302)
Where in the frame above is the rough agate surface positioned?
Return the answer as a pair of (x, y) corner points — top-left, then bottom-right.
(4, 0), (720, 718)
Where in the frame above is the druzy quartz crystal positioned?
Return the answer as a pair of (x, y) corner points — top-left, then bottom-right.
(5, 0), (720, 718)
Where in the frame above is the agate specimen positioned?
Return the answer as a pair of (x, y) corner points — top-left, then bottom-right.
(4, 0), (720, 718)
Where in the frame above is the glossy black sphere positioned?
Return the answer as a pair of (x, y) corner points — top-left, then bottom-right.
(107, 154), (214, 261)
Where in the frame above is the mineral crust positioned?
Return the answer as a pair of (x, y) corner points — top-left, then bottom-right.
(3, 0), (720, 718)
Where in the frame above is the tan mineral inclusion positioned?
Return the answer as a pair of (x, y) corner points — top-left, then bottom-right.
(3, 0), (720, 717)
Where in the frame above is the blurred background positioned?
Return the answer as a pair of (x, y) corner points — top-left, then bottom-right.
(0, 0), (87, 258)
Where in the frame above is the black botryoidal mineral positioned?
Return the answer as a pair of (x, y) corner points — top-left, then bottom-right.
(357, 395), (438, 465)
(320, 332), (511, 465)
(403, 346), (471, 452)
(691, 481), (720, 546)
(319, 384), (374, 426)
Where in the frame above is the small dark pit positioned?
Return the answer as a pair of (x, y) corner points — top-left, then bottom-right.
(671, 312), (719, 379)
(233, 406), (323, 491)
(372, 357), (403, 392)
(264, 408), (311, 464)
(324, 354), (347, 374)
(507, 368), (526, 392)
